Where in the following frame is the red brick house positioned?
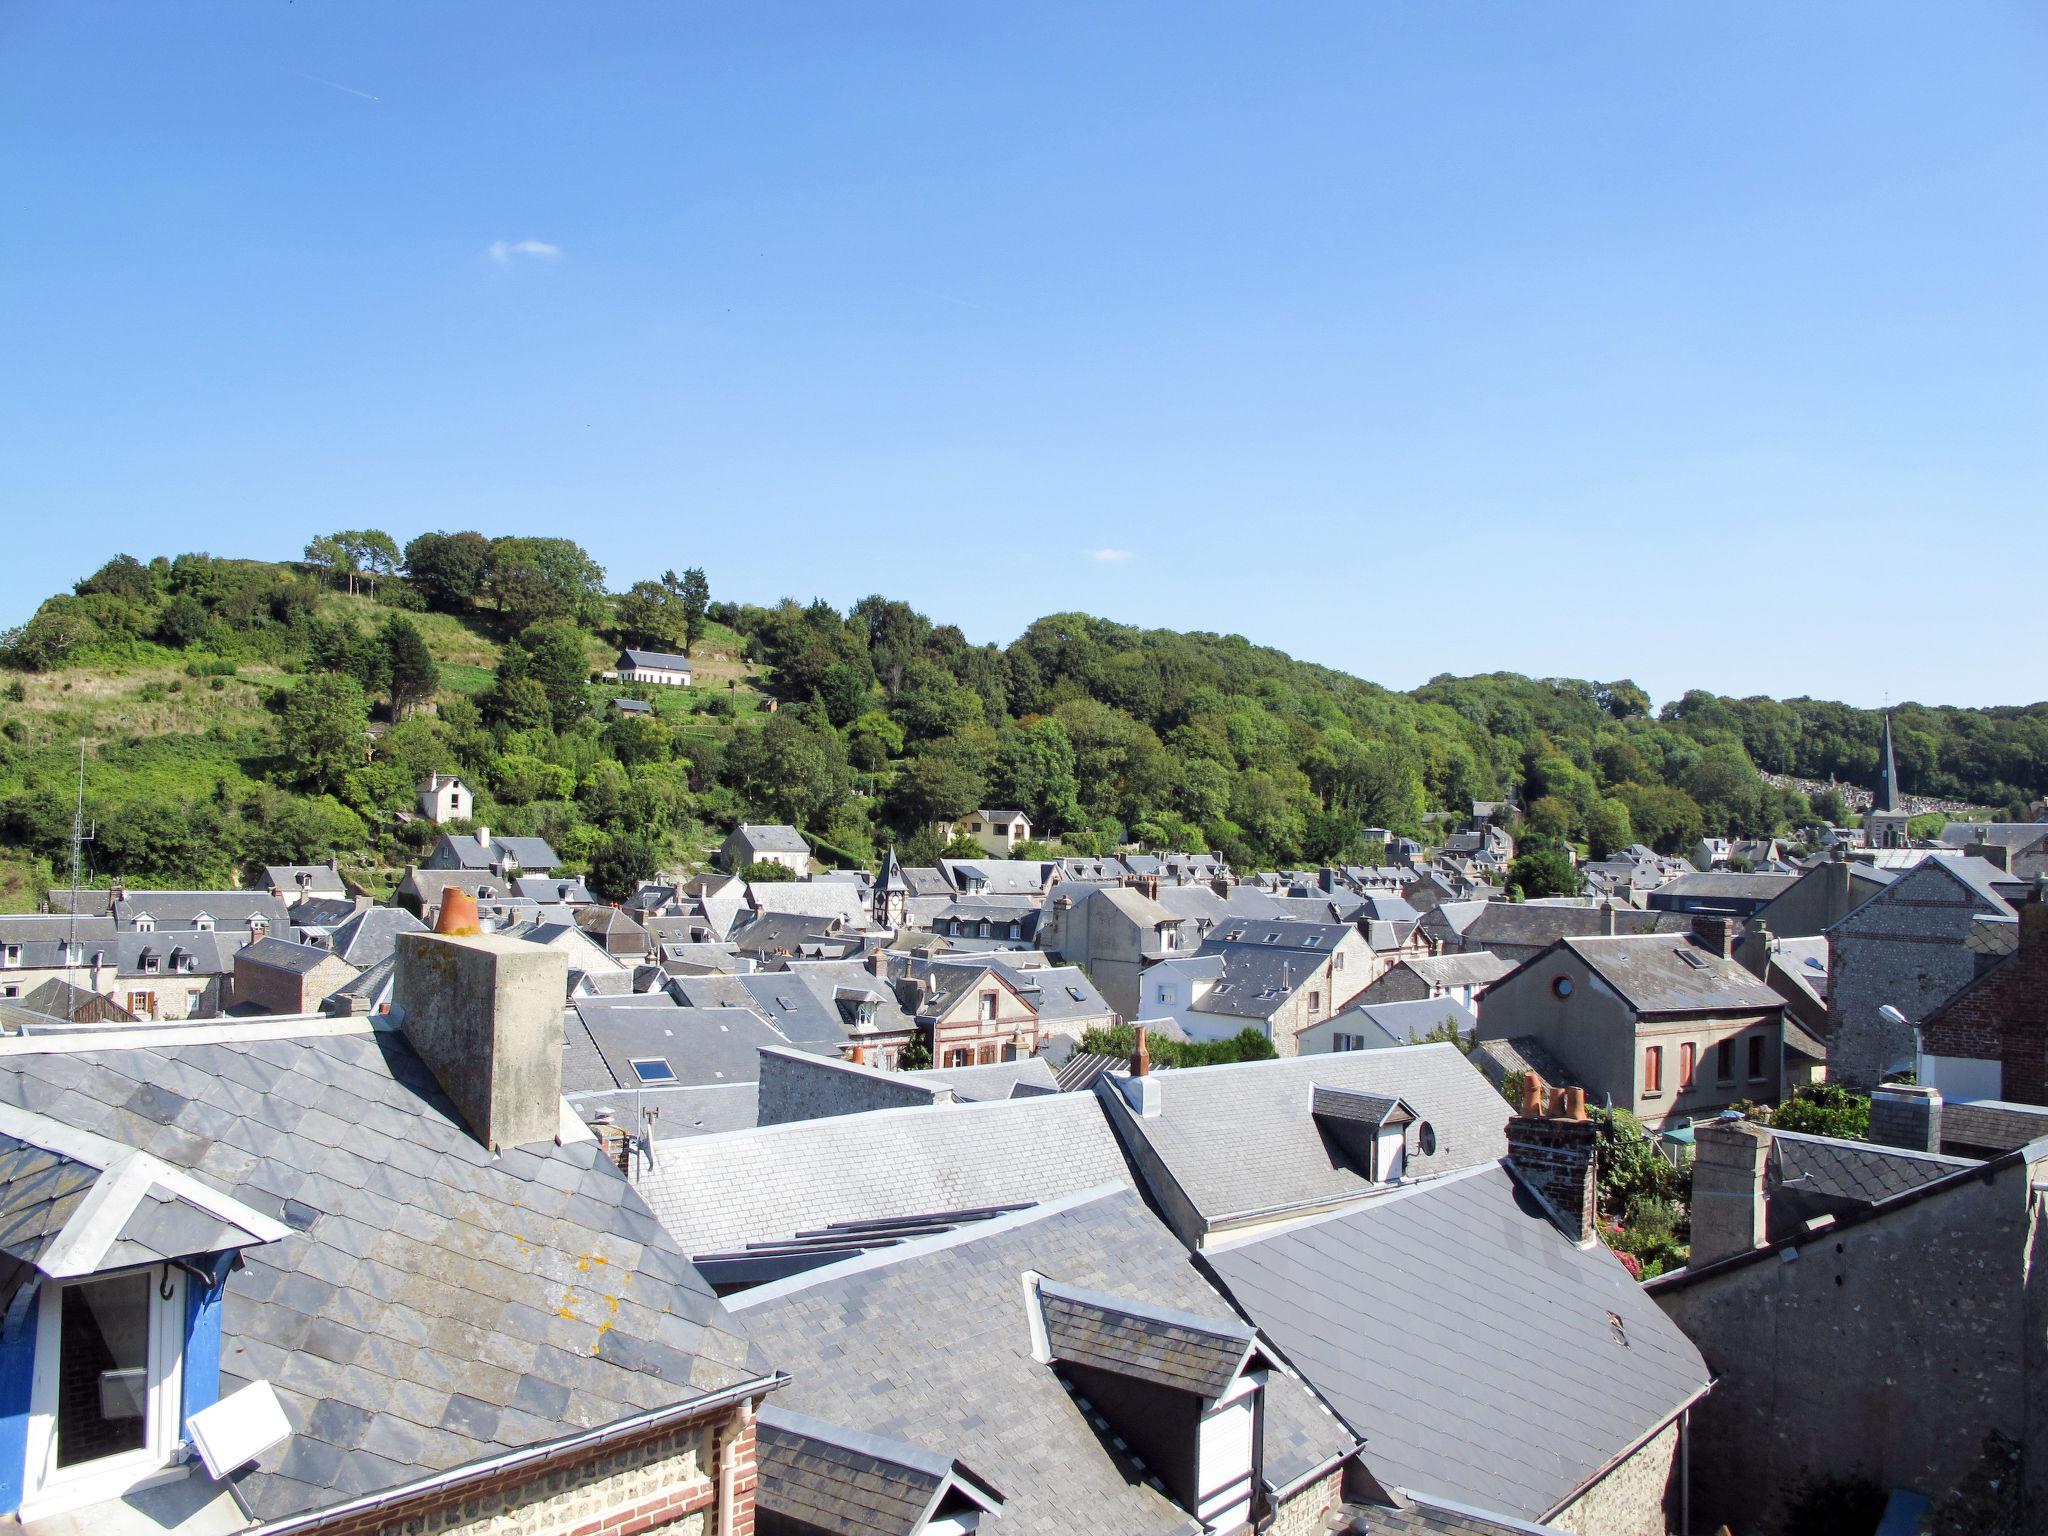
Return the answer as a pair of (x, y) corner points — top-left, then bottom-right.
(1921, 893), (2048, 1105)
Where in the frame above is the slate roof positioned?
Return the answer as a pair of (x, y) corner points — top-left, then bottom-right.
(1651, 871), (1800, 902)
(756, 1405), (1002, 1536)
(116, 890), (293, 931)
(567, 997), (818, 1091)
(1557, 935), (1784, 1015)
(1460, 904), (1683, 951)
(264, 864), (349, 896)
(1321, 998), (1479, 1049)
(733, 824), (812, 855)
(729, 1187), (1355, 1535)
(1036, 1277), (1256, 1397)
(907, 1057), (1060, 1100)
(620, 648), (694, 671)
(1203, 919), (1356, 953)
(1769, 1129), (1975, 1206)
(0, 1021), (771, 1523)
(1205, 1163), (1708, 1521)
(747, 881), (872, 927)
(118, 930), (240, 977)
(1100, 1044), (1510, 1233)
(1185, 947), (1323, 1022)
(514, 875), (595, 904)
(937, 859), (1056, 896)
(1383, 953), (1513, 990)
(237, 935), (347, 977)
(0, 913), (119, 969)
(567, 1081), (760, 1141)
(328, 906), (429, 969)
(1940, 822), (2048, 851)
(636, 1092), (1137, 1259)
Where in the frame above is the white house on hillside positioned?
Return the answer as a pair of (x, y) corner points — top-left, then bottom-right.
(937, 809), (1033, 856)
(613, 648), (693, 687)
(418, 773), (473, 824)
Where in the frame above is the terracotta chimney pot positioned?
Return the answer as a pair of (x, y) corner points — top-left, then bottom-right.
(435, 887), (481, 936)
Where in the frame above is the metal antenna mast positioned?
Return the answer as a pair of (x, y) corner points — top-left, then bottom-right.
(66, 739), (94, 1022)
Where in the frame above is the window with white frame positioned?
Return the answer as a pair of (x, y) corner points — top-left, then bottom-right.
(24, 1266), (185, 1515)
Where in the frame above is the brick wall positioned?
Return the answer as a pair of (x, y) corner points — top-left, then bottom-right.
(296, 1404), (757, 1536)
(1922, 905), (2048, 1105)
(1267, 1468), (1344, 1536)
(1504, 1114), (1597, 1243)
(1549, 1419), (1678, 1536)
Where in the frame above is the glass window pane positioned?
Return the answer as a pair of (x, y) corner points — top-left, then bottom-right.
(57, 1272), (152, 1468)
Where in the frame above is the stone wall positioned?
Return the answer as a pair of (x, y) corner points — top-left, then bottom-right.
(1651, 1151), (2043, 1533)
(1828, 862), (2000, 1090)
(1550, 1419), (1678, 1536)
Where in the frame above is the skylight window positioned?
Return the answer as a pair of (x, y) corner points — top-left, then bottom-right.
(629, 1058), (677, 1084)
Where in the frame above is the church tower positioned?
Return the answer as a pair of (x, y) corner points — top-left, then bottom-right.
(874, 846), (908, 929)
(1866, 713), (1911, 850)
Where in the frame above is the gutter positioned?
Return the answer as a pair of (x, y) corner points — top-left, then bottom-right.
(249, 1372), (787, 1536)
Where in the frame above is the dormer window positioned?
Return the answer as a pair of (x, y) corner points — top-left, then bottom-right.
(192, 913), (214, 933)
(24, 1266), (186, 1514)
(138, 950), (159, 976)
(132, 915), (154, 934)
(2, 945), (17, 969)
(247, 915), (267, 935)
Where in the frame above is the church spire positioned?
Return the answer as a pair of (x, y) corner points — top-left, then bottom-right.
(1874, 712), (1902, 815)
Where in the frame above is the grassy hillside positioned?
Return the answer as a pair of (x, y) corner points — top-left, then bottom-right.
(2, 538), (2042, 912)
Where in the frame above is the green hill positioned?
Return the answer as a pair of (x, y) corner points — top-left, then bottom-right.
(1, 537), (2042, 911)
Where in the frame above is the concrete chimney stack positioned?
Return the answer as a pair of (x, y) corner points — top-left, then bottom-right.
(1688, 1114), (1771, 1267)
(393, 932), (568, 1151)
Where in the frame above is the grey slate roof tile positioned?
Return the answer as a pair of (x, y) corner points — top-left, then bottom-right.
(736, 1187), (1352, 1536)
(1204, 1164), (1707, 1521)
(0, 1022), (770, 1525)
(1102, 1044), (1510, 1234)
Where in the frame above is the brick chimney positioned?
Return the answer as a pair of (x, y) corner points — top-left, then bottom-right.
(1139, 875), (1161, 902)
(1503, 1074), (1599, 1246)
(393, 932), (569, 1150)
(1688, 1113), (1771, 1266)
(1114, 1024), (1162, 1119)
(1690, 913), (1738, 960)
(1599, 900), (1617, 937)
(1869, 1083), (1943, 1154)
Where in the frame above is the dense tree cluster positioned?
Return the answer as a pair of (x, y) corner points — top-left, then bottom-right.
(2, 541), (2044, 894)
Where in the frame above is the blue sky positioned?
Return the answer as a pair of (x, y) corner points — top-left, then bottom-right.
(3, 3), (2042, 708)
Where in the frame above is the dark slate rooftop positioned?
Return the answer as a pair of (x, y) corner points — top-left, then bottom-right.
(237, 935), (347, 976)
(1100, 1044), (1510, 1231)
(756, 1405), (1002, 1536)
(1769, 1129), (1977, 1207)
(730, 1187), (1356, 1536)
(0, 1020), (771, 1524)
(1324, 999), (1479, 1049)
(1205, 1164), (1707, 1522)
(1558, 935), (1785, 1015)
(1037, 1277), (1255, 1398)
(327, 906), (428, 969)
(1461, 904), (1684, 950)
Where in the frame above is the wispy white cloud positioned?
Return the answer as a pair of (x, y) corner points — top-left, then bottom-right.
(489, 239), (563, 264)
(1089, 548), (1134, 562)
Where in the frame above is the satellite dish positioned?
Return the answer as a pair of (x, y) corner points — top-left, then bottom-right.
(187, 1380), (292, 1480)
